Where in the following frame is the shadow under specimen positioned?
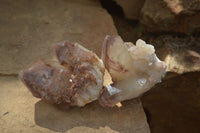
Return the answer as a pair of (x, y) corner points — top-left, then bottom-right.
(34, 99), (149, 133)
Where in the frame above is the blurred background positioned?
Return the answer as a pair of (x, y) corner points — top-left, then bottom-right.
(0, 0), (200, 133)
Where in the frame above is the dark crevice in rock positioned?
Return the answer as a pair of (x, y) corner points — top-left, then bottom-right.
(100, 0), (124, 18)
(144, 107), (151, 124)
(100, 0), (140, 43)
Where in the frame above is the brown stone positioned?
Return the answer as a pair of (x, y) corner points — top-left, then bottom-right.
(0, 0), (117, 75)
(140, 0), (200, 34)
(141, 72), (200, 133)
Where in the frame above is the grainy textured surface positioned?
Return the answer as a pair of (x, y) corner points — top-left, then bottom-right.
(140, 0), (200, 34)
(0, 0), (117, 75)
(0, 76), (150, 133)
(148, 35), (200, 74)
(142, 72), (200, 133)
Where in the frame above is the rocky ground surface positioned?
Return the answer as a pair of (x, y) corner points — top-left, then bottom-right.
(0, 0), (117, 75)
(1, 0), (200, 133)
(0, 76), (150, 133)
(0, 0), (150, 133)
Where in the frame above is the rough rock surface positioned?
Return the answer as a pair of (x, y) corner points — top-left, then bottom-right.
(0, 0), (117, 75)
(141, 72), (200, 133)
(114, 0), (145, 20)
(140, 0), (200, 34)
(148, 35), (200, 74)
(0, 76), (150, 133)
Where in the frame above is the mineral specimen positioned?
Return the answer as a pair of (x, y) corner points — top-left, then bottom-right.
(99, 35), (167, 107)
(19, 41), (104, 110)
(19, 36), (166, 109)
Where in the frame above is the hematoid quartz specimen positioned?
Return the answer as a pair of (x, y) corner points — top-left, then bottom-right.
(19, 35), (167, 110)
(20, 42), (105, 110)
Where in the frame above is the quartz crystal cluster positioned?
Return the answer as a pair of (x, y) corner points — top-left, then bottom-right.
(19, 35), (166, 109)
(99, 36), (166, 107)
(20, 42), (104, 110)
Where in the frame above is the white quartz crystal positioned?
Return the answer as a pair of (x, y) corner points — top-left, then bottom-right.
(99, 35), (167, 107)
